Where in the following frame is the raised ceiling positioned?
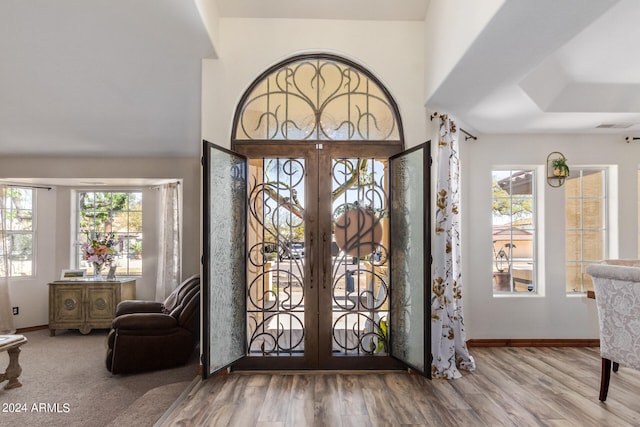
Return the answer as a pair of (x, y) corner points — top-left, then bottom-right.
(0, 0), (214, 158)
(0, 0), (637, 159)
(428, 0), (640, 136)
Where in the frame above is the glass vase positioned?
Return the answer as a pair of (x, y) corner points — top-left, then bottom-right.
(93, 263), (104, 279)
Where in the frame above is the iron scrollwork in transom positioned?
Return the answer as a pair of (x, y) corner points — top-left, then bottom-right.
(235, 57), (401, 142)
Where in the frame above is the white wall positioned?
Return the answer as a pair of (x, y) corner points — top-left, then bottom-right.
(199, 15), (634, 342)
(423, 0), (504, 102)
(195, 0), (221, 58)
(199, 17), (615, 342)
(6, 188), (57, 329)
(0, 156), (200, 329)
(462, 133), (638, 339)
(201, 17), (427, 149)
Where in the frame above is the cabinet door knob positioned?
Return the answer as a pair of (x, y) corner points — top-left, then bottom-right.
(63, 298), (77, 310)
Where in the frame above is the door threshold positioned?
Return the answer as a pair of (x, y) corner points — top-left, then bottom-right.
(229, 369), (409, 375)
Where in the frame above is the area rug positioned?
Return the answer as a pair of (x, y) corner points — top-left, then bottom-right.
(0, 329), (198, 427)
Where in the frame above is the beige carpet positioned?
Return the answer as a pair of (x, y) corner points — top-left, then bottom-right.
(0, 329), (198, 427)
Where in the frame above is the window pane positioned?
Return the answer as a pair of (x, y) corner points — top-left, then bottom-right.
(12, 209), (32, 231)
(492, 170), (536, 294)
(5, 188), (32, 231)
(511, 196), (534, 218)
(565, 168), (607, 293)
(582, 199), (604, 228)
(565, 176), (581, 197)
(583, 230), (605, 260)
(565, 199), (581, 228)
(1, 188), (35, 278)
(565, 230), (583, 260)
(129, 193), (142, 211)
(9, 233), (32, 277)
(566, 262), (582, 293)
(566, 262), (595, 293)
(77, 191), (143, 276)
(110, 211), (127, 233)
(582, 170), (605, 197)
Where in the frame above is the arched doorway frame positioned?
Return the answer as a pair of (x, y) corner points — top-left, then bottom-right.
(208, 53), (428, 372)
(231, 53), (405, 148)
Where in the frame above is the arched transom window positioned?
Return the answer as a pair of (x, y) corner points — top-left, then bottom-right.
(233, 54), (403, 143)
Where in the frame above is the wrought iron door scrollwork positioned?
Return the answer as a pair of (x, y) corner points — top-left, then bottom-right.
(332, 312), (389, 354)
(236, 58), (400, 141)
(248, 313), (305, 354)
(330, 158), (390, 355)
(246, 158), (306, 355)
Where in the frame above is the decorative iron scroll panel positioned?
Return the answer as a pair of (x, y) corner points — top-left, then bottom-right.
(247, 157), (307, 355)
(235, 58), (400, 142)
(244, 155), (391, 358)
(331, 157), (390, 355)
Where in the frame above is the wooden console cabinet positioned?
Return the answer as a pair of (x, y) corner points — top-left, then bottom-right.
(48, 278), (136, 336)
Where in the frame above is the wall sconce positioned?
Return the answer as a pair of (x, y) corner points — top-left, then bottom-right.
(546, 151), (569, 187)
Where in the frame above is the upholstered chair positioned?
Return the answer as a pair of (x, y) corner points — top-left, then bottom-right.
(106, 274), (200, 374)
(586, 261), (640, 401)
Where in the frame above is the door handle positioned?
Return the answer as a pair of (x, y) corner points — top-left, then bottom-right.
(322, 232), (327, 289)
(309, 232), (314, 289)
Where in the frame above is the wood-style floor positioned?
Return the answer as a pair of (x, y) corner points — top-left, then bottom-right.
(157, 347), (640, 426)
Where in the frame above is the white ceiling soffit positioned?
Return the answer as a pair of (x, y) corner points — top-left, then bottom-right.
(426, 0), (640, 134)
(521, 0), (640, 114)
(215, 0), (430, 21)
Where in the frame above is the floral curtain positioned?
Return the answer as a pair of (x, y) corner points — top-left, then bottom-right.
(0, 185), (16, 334)
(155, 182), (182, 301)
(431, 115), (475, 378)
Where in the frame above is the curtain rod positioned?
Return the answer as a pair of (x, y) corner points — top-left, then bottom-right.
(5, 184), (53, 191)
(149, 181), (181, 190)
(625, 136), (640, 143)
(430, 112), (478, 141)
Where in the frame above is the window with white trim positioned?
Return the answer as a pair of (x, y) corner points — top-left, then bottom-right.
(565, 168), (607, 293)
(492, 170), (537, 294)
(76, 191), (142, 276)
(1, 187), (35, 278)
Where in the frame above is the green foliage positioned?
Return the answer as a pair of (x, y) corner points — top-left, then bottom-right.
(375, 319), (388, 353)
(3, 188), (33, 230)
(551, 157), (570, 176)
(128, 240), (143, 259)
(492, 178), (533, 220)
(79, 192), (139, 233)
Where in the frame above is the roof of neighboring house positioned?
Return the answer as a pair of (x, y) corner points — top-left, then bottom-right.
(492, 225), (533, 241)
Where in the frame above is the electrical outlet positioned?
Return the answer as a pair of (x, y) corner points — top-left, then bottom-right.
(12, 307), (19, 315)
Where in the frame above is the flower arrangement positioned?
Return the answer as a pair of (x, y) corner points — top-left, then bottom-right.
(81, 232), (122, 274)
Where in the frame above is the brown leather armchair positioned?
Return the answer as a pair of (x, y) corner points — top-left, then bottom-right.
(106, 274), (200, 374)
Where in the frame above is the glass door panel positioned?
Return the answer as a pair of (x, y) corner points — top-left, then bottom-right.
(389, 143), (429, 376)
(246, 158), (308, 356)
(229, 143), (429, 371)
(202, 141), (247, 377)
(329, 157), (390, 356)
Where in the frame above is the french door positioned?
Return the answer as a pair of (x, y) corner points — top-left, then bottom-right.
(203, 140), (430, 375)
